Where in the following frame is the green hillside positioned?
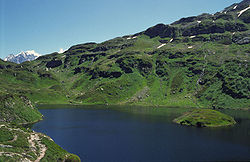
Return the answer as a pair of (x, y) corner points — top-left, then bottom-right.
(0, 90), (80, 161)
(2, 0), (248, 109)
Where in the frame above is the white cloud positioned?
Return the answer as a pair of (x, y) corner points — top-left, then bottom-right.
(24, 50), (41, 57)
(59, 48), (65, 54)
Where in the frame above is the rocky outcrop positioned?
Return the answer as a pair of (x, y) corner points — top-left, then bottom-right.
(182, 22), (248, 36)
(116, 56), (153, 75)
(144, 24), (179, 38)
(46, 60), (62, 68)
(37, 70), (55, 79)
(240, 12), (250, 23)
(172, 16), (198, 25)
(90, 70), (122, 79)
(233, 32), (250, 44)
(0, 65), (5, 69)
(78, 53), (106, 65)
(144, 21), (248, 38)
(235, 37), (250, 44)
(67, 42), (97, 52)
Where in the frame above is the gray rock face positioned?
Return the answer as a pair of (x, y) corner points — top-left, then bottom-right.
(144, 24), (178, 38)
(46, 60), (63, 68)
(234, 37), (250, 44)
(233, 32), (250, 44)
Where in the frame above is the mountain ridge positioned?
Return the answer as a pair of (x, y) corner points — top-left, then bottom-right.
(4, 50), (41, 64)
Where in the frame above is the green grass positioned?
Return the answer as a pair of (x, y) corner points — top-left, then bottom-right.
(0, 123), (80, 162)
(0, 92), (42, 124)
(173, 109), (236, 127)
(0, 127), (14, 142)
(40, 137), (68, 162)
(0, 91), (80, 161)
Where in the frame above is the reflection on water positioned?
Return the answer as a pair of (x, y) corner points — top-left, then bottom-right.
(33, 106), (250, 161)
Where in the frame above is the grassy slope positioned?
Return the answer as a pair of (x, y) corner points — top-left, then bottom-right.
(0, 90), (80, 161)
(1, 31), (249, 109)
(0, 92), (42, 124)
(0, 123), (80, 162)
(18, 32), (248, 109)
(0, 59), (70, 105)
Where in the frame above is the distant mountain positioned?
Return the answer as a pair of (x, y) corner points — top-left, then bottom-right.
(4, 50), (41, 64)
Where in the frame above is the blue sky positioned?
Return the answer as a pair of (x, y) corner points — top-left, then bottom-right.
(0, 0), (242, 59)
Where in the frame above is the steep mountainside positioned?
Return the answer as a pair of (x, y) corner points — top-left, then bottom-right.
(0, 0), (249, 109)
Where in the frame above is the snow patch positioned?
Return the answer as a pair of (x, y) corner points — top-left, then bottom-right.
(188, 46), (193, 49)
(127, 36), (137, 40)
(169, 38), (173, 43)
(233, 5), (238, 10)
(157, 43), (166, 49)
(238, 5), (250, 17)
(197, 21), (201, 24)
(190, 36), (196, 39)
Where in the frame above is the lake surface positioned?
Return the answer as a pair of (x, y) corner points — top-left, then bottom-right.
(33, 105), (250, 161)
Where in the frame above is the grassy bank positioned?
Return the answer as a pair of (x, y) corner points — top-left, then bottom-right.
(173, 109), (236, 127)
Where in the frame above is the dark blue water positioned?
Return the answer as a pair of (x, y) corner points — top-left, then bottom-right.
(33, 106), (250, 161)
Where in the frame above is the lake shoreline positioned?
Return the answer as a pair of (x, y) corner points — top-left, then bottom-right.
(36, 103), (250, 111)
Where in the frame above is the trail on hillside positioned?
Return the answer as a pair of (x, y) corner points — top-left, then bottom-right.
(0, 124), (47, 161)
(29, 133), (47, 162)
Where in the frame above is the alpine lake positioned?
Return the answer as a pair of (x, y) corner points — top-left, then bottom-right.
(32, 105), (250, 161)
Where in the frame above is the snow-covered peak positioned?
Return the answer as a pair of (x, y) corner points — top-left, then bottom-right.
(4, 50), (41, 64)
(23, 50), (40, 57)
